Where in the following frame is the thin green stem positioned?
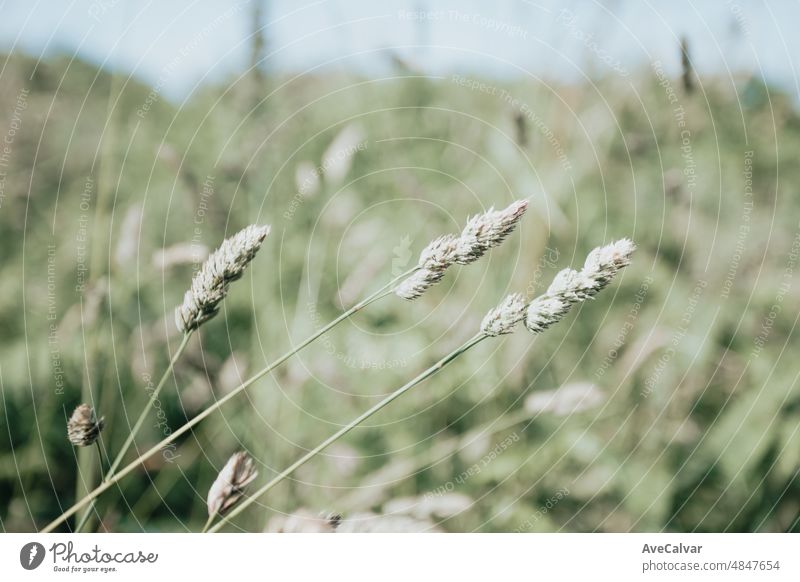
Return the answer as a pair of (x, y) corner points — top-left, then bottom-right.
(72, 331), (192, 532)
(113, 332), (193, 476)
(207, 333), (488, 533)
(95, 440), (108, 472)
(201, 513), (215, 533)
(73, 441), (109, 533)
(42, 269), (414, 533)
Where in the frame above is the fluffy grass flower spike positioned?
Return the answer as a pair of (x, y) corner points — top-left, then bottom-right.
(396, 200), (528, 301)
(176, 224), (271, 332)
(480, 293), (527, 336)
(454, 200), (528, 265)
(525, 238), (636, 334)
(395, 268), (446, 300)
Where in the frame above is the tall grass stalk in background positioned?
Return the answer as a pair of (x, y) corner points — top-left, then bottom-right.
(43, 201), (528, 532)
(74, 71), (124, 534)
(206, 239), (635, 532)
(66, 404), (107, 531)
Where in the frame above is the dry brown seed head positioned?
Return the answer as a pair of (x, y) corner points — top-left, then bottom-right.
(67, 404), (105, 447)
(207, 451), (258, 517)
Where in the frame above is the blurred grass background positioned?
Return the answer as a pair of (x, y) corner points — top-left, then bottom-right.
(1, 45), (799, 533)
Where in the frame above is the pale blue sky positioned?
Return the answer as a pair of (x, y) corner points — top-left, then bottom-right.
(0, 0), (796, 100)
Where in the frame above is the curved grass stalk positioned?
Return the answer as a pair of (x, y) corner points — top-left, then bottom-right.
(74, 331), (193, 531)
(48, 200), (535, 532)
(207, 333), (488, 533)
(42, 269), (415, 533)
(205, 235), (636, 532)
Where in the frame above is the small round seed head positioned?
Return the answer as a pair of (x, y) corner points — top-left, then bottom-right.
(207, 452), (258, 517)
(395, 268), (446, 301)
(524, 296), (571, 334)
(418, 234), (459, 271)
(454, 200), (528, 265)
(67, 404), (105, 446)
(175, 224), (270, 333)
(480, 292), (527, 336)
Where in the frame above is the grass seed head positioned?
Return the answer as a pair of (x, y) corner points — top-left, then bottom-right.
(175, 224), (270, 333)
(67, 404), (105, 447)
(524, 296), (571, 334)
(395, 267), (446, 300)
(546, 268), (595, 303)
(207, 451), (258, 517)
(454, 200), (528, 265)
(526, 238), (635, 333)
(398, 200), (528, 301)
(581, 238), (636, 295)
(418, 234), (459, 271)
(480, 292), (527, 336)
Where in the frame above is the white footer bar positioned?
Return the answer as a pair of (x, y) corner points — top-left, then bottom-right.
(1, 533), (797, 580)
